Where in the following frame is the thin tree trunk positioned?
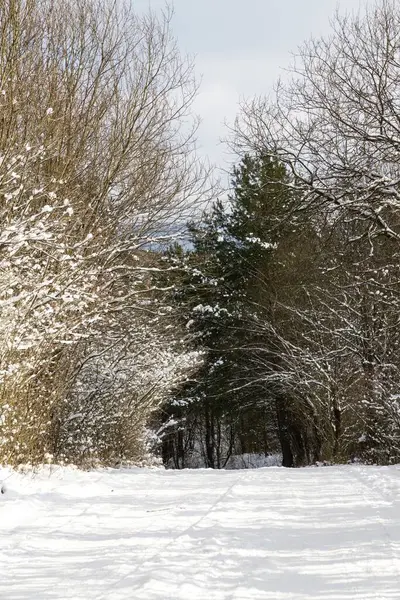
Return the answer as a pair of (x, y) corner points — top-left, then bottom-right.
(275, 398), (294, 467)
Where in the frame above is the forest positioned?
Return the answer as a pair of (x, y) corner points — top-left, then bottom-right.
(1, 0), (400, 469)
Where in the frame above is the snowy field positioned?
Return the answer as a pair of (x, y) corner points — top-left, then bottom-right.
(1, 465), (400, 599)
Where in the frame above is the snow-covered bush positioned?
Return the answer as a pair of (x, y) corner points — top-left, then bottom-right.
(52, 311), (203, 466)
(0, 146), (100, 463)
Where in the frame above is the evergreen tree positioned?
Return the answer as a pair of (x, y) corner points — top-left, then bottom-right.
(162, 154), (322, 467)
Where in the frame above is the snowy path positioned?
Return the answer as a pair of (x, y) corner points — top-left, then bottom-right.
(1, 466), (400, 599)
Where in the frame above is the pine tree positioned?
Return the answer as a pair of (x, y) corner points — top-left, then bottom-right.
(163, 154), (322, 468)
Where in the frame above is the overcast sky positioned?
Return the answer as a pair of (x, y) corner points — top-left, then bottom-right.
(136, 0), (374, 173)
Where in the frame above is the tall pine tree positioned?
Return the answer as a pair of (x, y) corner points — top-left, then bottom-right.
(162, 154), (322, 467)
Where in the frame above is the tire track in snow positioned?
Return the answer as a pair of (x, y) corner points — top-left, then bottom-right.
(173, 471), (252, 600)
(95, 472), (243, 600)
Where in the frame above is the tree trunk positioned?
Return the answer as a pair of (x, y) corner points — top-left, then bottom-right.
(204, 402), (215, 468)
(275, 398), (294, 467)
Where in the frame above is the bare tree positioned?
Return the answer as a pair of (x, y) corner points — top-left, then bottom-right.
(234, 0), (400, 240)
(229, 0), (400, 464)
(0, 0), (211, 465)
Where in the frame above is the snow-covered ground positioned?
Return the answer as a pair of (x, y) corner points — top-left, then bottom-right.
(1, 465), (400, 599)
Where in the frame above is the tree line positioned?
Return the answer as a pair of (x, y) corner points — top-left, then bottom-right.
(161, 0), (400, 468)
(1, 0), (400, 468)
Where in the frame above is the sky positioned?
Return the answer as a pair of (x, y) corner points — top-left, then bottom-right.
(135, 0), (374, 175)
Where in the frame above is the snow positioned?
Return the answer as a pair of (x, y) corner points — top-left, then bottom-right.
(1, 465), (400, 599)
